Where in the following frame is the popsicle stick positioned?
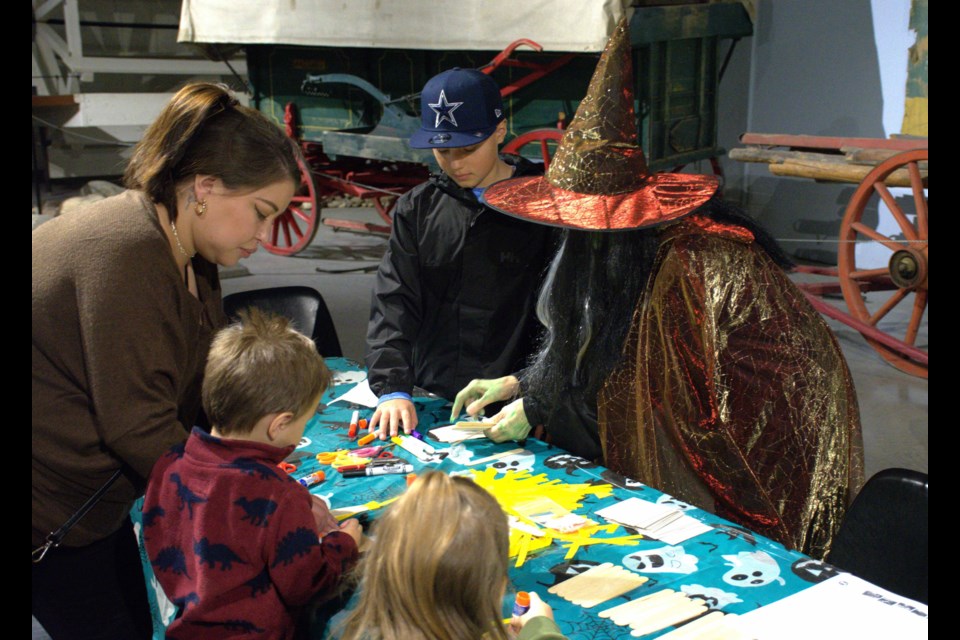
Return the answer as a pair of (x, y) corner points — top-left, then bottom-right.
(549, 562), (612, 597)
(548, 562), (647, 607)
(464, 448), (525, 466)
(452, 421), (496, 430)
(598, 589), (683, 623)
(618, 592), (693, 628)
(656, 611), (728, 640)
(629, 601), (707, 637)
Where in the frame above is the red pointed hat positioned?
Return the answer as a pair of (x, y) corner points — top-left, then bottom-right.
(482, 17), (719, 231)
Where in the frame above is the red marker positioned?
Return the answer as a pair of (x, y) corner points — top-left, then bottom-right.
(348, 410), (359, 438)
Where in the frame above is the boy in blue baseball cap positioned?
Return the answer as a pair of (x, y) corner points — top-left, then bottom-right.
(365, 67), (558, 438)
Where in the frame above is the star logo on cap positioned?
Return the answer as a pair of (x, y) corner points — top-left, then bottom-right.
(428, 90), (463, 128)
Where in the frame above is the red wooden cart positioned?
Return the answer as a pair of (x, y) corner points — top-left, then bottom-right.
(730, 133), (928, 378)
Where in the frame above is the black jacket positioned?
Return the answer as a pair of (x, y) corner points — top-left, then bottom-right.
(365, 155), (557, 402)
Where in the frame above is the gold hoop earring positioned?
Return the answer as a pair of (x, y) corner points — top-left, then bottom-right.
(195, 200), (207, 217)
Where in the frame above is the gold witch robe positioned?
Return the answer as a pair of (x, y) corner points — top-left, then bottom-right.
(598, 215), (865, 560)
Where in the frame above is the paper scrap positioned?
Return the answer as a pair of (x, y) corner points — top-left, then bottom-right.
(327, 378), (379, 408)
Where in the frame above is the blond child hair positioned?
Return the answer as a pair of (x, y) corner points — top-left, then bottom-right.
(339, 470), (512, 640)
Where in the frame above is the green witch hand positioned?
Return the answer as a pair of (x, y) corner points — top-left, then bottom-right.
(449, 375), (520, 422)
(483, 398), (532, 444)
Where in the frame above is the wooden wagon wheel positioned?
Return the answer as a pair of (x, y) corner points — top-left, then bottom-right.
(502, 128), (564, 170)
(837, 148), (928, 378)
(263, 154), (320, 256)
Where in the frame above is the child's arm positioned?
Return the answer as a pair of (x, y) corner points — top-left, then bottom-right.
(511, 591), (569, 639)
(310, 493), (340, 537)
(266, 490), (360, 608)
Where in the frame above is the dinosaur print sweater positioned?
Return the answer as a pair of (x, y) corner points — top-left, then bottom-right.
(143, 428), (358, 639)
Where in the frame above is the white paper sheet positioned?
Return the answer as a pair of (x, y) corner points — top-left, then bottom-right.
(729, 573), (927, 639)
(595, 497), (711, 544)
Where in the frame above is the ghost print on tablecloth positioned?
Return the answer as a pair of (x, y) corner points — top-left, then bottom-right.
(543, 453), (599, 476)
(721, 550), (785, 587)
(623, 544), (699, 575)
(490, 450), (536, 474)
(680, 584), (743, 611)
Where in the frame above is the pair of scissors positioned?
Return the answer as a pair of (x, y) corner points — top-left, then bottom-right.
(277, 461), (297, 474)
(317, 450), (370, 469)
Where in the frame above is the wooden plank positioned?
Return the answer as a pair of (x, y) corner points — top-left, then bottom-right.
(32, 94), (77, 108)
(739, 133), (928, 152)
(767, 159), (925, 187)
(728, 146), (928, 172)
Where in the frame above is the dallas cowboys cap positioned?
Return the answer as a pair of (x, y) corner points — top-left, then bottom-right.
(409, 67), (505, 149)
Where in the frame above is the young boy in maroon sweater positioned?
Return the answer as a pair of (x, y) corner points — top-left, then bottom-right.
(143, 309), (362, 639)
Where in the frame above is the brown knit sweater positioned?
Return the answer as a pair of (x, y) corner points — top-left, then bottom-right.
(32, 190), (228, 548)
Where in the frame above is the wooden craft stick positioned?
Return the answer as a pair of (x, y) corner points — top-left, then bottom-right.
(616, 592), (692, 628)
(604, 591), (693, 628)
(598, 589), (680, 621)
(452, 421), (496, 430)
(464, 448), (525, 466)
(549, 562), (612, 596)
(629, 601), (707, 637)
(548, 562), (647, 608)
(656, 611), (728, 640)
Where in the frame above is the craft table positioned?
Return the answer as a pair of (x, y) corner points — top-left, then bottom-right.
(133, 357), (926, 639)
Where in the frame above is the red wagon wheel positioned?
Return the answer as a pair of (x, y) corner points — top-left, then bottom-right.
(502, 128), (564, 170)
(837, 148), (928, 378)
(263, 154), (320, 256)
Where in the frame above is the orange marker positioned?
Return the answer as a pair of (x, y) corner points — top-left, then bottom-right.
(357, 432), (376, 446)
(406, 473), (418, 487)
(358, 418), (368, 430)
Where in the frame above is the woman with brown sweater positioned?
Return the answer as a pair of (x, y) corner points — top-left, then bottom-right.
(32, 82), (301, 639)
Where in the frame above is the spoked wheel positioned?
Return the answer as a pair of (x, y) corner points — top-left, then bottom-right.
(837, 148), (928, 378)
(371, 194), (399, 227)
(502, 128), (564, 170)
(263, 154), (320, 256)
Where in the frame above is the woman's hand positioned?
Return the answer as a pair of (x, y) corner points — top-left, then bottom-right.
(483, 398), (531, 444)
(449, 375), (520, 422)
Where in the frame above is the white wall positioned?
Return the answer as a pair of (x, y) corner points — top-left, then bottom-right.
(716, 0), (923, 266)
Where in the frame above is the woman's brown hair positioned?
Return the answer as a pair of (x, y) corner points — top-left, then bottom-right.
(123, 82), (301, 221)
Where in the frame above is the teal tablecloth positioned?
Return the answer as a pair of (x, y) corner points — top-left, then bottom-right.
(134, 357), (836, 639)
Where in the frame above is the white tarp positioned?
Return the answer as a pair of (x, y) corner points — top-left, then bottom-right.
(178, 0), (631, 52)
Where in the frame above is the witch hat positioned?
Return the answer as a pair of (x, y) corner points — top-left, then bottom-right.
(482, 17), (719, 230)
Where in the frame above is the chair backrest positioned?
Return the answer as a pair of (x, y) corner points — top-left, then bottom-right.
(826, 467), (928, 604)
(222, 286), (343, 358)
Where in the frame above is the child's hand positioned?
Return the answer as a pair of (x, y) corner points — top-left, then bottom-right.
(310, 494), (340, 537)
(509, 591), (554, 632)
(339, 517), (363, 546)
(369, 398), (418, 440)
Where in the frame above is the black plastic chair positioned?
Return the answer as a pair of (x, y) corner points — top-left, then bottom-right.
(222, 285), (343, 358)
(826, 467), (928, 604)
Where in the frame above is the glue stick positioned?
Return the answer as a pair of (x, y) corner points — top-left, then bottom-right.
(298, 470), (326, 488)
(513, 591), (530, 617)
